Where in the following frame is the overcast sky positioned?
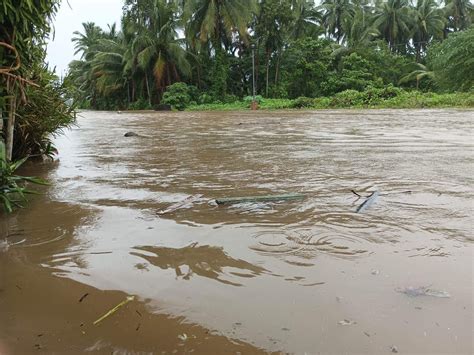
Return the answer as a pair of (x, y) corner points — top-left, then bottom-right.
(46, 0), (124, 76)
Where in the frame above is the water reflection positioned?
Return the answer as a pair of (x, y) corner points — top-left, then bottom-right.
(131, 243), (266, 286)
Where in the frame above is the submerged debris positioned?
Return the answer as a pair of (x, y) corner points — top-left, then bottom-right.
(178, 333), (188, 341)
(158, 194), (203, 215)
(78, 293), (89, 303)
(396, 286), (451, 298)
(93, 295), (135, 326)
(124, 131), (139, 137)
(356, 191), (379, 213)
(215, 193), (305, 205)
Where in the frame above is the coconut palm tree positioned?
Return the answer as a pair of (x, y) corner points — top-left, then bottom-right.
(412, 0), (445, 61)
(183, 0), (256, 97)
(291, 0), (322, 39)
(399, 63), (434, 88)
(319, 0), (355, 44)
(345, 4), (379, 49)
(184, 0), (257, 50)
(444, 0), (473, 31)
(373, 0), (413, 53)
(72, 22), (104, 59)
(127, 0), (191, 104)
(91, 38), (129, 99)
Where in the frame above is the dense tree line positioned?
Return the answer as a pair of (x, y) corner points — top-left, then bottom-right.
(67, 0), (474, 110)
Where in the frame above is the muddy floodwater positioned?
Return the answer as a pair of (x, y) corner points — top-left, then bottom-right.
(1, 109), (473, 354)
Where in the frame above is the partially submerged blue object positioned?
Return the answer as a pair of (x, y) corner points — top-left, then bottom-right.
(395, 286), (451, 298)
(356, 191), (379, 213)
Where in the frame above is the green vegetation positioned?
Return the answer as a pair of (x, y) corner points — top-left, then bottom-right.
(188, 89), (474, 110)
(0, 141), (47, 213)
(67, 0), (473, 111)
(1, 1), (76, 212)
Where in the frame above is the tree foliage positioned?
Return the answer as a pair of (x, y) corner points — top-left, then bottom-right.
(428, 27), (474, 91)
(67, 0), (474, 110)
(1, 0), (75, 160)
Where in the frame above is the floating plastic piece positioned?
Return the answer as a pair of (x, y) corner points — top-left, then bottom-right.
(356, 191), (379, 213)
(215, 193), (305, 205)
(158, 194), (203, 215)
(338, 319), (357, 326)
(395, 286), (451, 298)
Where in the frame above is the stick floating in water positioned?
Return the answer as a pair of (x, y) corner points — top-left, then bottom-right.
(93, 295), (135, 326)
(355, 191), (379, 213)
(215, 193), (305, 205)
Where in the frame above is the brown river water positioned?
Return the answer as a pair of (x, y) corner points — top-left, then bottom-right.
(1, 109), (473, 354)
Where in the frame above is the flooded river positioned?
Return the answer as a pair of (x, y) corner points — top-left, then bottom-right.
(1, 109), (473, 354)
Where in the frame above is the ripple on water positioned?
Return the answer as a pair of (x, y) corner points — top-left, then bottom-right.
(249, 231), (304, 255)
(250, 229), (373, 259)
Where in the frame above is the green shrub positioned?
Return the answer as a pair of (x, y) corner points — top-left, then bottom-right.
(162, 82), (191, 111)
(14, 67), (76, 159)
(313, 97), (331, 108)
(330, 90), (365, 107)
(243, 95), (264, 104)
(291, 96), (314, 108)
(259, 99), (293, 109)
(0, 141), (47, 213)
(223, 94), (239, 103)
(198, 93), (214, 104)
(128, 98), (151, 110)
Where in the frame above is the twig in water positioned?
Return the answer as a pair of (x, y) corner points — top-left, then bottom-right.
(351, 190), (362, 198)
(78, 293), (89, 303)
(93, 295), (135, 326)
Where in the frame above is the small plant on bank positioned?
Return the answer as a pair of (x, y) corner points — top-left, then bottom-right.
(162, 82), (191, 111)
(243, 95), (264, 105)
(291, 97), (314, 108)
(0, 141), (47, 213)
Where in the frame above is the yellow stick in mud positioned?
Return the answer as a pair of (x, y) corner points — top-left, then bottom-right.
(93, 295), (135, 326)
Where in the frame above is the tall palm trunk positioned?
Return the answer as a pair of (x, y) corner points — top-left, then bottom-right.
(145, 73), (152, 106)
(265, 49), (270, 97)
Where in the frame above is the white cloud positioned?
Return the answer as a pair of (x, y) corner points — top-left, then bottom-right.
(46, 0), (123, 76)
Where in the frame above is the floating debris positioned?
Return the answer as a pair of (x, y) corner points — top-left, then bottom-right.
(158, 194), (203, 215)
(396, 286), (451, 298)
(178, 333), (188, 341)
(338, 319), (357, 326)
(371, 269), (380, 275)
(78, 293), (89, 303)
(215, 193), (305, 205)
(93, 295), (135, 326)
(390, 345), (399, 353)
(124, 131), (139, 137)
(356, 191), (379, 213)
